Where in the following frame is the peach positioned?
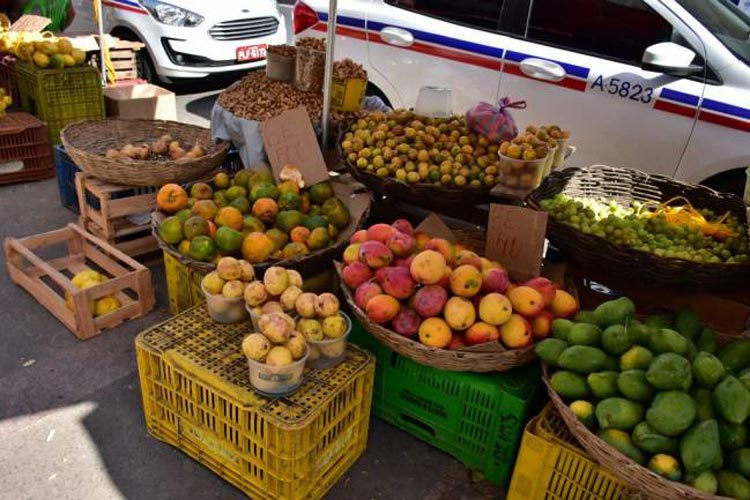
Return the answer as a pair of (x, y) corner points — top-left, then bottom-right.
(413, 231), (431, 251)
(216, 257), (242, 280)
(393, 255), (414, 269)
(343, 243), (362, 265)
(410, 250), (447, 285)
(392, 308), (421, 338)
(391, 219), (414, 235)
(412, 285), (448, 318)
(261, 301), (283, 315)
(359, 240), (394, 269)
(478, 293), (513, 326)
(448, 333), (465, 350)
(263, 266), (290, 296)
(449, 265), (483, 298)
(531, 310), (554, 339)
(443, 296), (476, 331)
(499, 314), (533, 349)
(280, 286), (303, 311)
(507, 286), (545, 318)
(386, 231), (416, 258)
(244, 280), (269, 307)
(381, 266), (417, 300)
(374, 266), (389, 283)
(354, 281), (382, 310)
(482, 268), (510, 295)
(287, 270), (303, 288)
(524, 277), (557, 307)
(259, 312), (293, 344)
(298, 318), (324, 341)
(418, 317), (452, 348)
(465, 321), (501, 346)
(365, 294), (400, 324)
(315, 292), (340, 317)
(454, 250), (482, 271)
(342, 261), (373, 289)
(425, 238), (456, 265)
(551, 289), (579, 319)
(350, 229), (368, 244)
(367, 223), (396, 243)
(242, 333), (271, 361)
(295, 292), (318, 318)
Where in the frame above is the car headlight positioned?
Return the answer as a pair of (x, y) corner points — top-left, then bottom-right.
(140, 0), (204, 27)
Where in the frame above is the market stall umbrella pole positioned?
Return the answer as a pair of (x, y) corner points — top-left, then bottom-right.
(94, 0), (107, 86)
(320, 0), (337, 148)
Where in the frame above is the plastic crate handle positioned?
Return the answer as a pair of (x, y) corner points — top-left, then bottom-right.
(398, 413), (437, 440)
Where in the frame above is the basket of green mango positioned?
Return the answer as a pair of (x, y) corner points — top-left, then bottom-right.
(538, 296), (750, 500)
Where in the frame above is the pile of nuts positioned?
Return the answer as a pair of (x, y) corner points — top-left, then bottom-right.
(333, 58), (367, 80)
(297, 37), (325, 51)
(267, 44), (297, 59)
(104, 134), (206, 162)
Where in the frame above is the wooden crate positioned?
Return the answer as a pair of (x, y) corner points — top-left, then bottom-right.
(75, 172), (159, 258)
(4, 223), (155, 340)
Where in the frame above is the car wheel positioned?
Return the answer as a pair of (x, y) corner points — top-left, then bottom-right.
(137, 48), (158, 84)
(366, 82), (393, 109)
(700, 168), (746, 198)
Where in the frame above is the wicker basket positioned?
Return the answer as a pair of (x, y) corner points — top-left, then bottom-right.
(526, 165), (750, 291)
(335, 262), (536, 372)
(542, 363), (740, 500)
(61, 119), (229, 187)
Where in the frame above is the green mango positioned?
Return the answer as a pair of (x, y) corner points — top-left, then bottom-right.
(570, 400), (595, 429)
(558, 345), (607, 374)
(620, 346), (654, 371)
(567, 323), (602, 346)
(685, 471), (718, 494)
(627, 321), (653, 346)
(739, 368), (750, 392)
(649, 328), (689, 356)
(551, 318), (574, 341)
(680, 419), (721, 473)
(646, 353), (692, 391)
(713, 376), (750, 424)
(695, 327), (717, 354)
(598, 428), (645, 464)
(587, 371), (620, 399)
(693, 352), (726, 389)
(647, 391), (696, 437)
(602, 324), (632, 355)
(632, 421), (679, 454)
(617, 370), (654, 402)
(729, 449), (750, 478)
(717, 470), (750, 500)
(648, 454), (682, 481)
(692, 388), (717, 421)
(550, 371), (590, 400)
(593, 297), (636, 327)
(595, 397), (645, 430)
(644, 313), (673, 330)
(535, 338), (568, 367)
(673, 307), (702, 340)
(573, 310), (598, 325)
(719, 419), (748, 450)
(718, 339), (750, 374)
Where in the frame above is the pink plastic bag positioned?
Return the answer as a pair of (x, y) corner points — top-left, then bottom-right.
(466, 98), (526, 144)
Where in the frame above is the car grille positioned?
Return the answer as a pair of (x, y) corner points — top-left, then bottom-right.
(209, 17), (279, 41)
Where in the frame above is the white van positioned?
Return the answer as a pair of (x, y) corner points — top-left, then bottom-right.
(295, 0), (750, 194)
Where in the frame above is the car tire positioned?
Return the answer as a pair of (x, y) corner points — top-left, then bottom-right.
(136, 48), (158, 84)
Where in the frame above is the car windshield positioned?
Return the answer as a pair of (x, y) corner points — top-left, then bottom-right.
(677, 0), (750, 65)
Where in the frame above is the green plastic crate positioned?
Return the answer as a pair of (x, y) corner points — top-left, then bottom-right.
(349, 320), (541, 486)
(15, 62), (104, 144)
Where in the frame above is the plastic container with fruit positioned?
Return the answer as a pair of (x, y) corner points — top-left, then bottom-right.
(305, 311), (352, 369)
(246, 347), (308, 396)
(201, 256), (258, 323)
(202, 280), (249, 323)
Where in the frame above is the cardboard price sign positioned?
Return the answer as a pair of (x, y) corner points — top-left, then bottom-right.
(260, 106), (328, 186)
(484, 204), (548, 282)
(10, 15), (51, 32)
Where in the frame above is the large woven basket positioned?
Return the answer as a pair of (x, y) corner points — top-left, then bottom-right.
(543, 360), (743, 500)
(61, 119), (229, 186)
(526, 165), (750, 291)
(335, 262), (536, 372)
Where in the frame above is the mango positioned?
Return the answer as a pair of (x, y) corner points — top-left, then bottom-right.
(593, 297), (635, 327)
(617, 370), (653, 402)
(649, 328), (689, 355)
(644, 314), (673, 330)
(550, 371), (590, 400)
(674, 307), (702, 340)
(713, 376), (750, 424)
(740, 368), (750, 392)
(632, 421), (678, 455)
(568, 323), (601, 346)
(695, 327), (717, 354)
(681, 419), (721, 473)
(647, 454), (682, 481)
(535, 338), (568, 367)
(693, 352), (726, 389)
(729, 449), (750, 478)
(646, 353), (692, 391)
(692, 388), (717, 421)
(620, 345), (653, 371)
(717, 470), (750, 500)
(718, 339), (750, 374)
(551, 318), (573, 341)
(627, 321), (652, 346)
(719, 420), (748, 450)
(595, 397), (644, 430)
(557, 345), (607, 374)
(570, 400), (595, 429)
(573, 310), (597, 324)
(601, 324), (632, 355)
(686, 471), (718, 494)
(647, 391), (696, 436)
(598, 428), (645, 464)
(587, 371), (620, 399)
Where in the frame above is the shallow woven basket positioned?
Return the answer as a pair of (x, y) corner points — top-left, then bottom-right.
(526, 165), (750, 291)
(335, 262), (535, 372)
(61, 119), (229, 187)
(543, 362), (741, 500)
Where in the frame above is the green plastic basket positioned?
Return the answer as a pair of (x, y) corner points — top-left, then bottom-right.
(349, 320), (541, 486)
(15, 62), (104, 144)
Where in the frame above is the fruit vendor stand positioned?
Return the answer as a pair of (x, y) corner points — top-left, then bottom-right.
(2, 9), (750, 500)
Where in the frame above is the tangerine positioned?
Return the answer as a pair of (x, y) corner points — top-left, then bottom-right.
(290, 226), (311, 243)
(241, 232), (275, 263)
(215, 206), (243, 230)
(252, 198), (279, 224)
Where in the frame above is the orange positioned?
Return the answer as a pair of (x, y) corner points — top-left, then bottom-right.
(190, 199), (218, 221)
(290, 226), (311, 244)
(241, 232), (275, 263)
(215, 206), (243, 230)
(158, 216), (183, 245)
(252, 198), (279, 224)
(266, 228), (289, 252)
(189, 235), (217, 262)
(282, 242), (310, 259)
(157, 183), (188, 213)
(307, 226), (330, 250)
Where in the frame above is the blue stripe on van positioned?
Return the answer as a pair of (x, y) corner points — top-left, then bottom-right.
(702, 98), (750, 120)
(659, 88), (700, 107)
(504, 50), (589, 79)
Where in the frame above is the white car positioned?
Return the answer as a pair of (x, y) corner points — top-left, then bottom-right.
(66, 0), (287, 82)
(295, 0), (750, 194)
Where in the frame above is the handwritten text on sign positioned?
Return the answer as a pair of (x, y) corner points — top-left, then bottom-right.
(485, 204), (548, 282)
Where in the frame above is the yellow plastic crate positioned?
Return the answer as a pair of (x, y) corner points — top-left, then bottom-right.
(135, 305), (375, 500)
(507, 404), (642, 500)
(163, 250), (338, 316)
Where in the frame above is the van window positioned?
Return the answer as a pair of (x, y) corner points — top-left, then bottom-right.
(385, 0), (503, 32)
(527, 0), (672, 65)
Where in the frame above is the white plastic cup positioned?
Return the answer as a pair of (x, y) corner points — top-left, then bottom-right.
(305, 312), (352, 370)
(247, 347), (308, 396)
(415, 86), (453, 118)
(202, 282), (249, 324)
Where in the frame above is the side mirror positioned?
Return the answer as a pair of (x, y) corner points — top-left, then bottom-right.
(641, 42), (703, 77)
